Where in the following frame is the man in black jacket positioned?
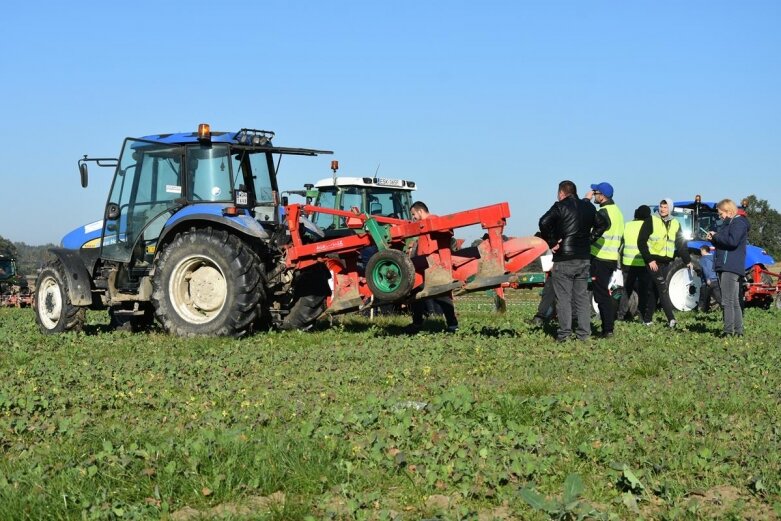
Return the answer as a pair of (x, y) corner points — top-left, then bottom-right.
(539, 180), (607, 341)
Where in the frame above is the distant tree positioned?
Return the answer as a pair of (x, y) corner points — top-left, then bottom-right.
(743, 195), (781, 259)
(0, 235), (18, 258)
(13, 242), (57, 275)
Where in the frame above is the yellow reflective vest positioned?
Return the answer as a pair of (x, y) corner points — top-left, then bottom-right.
(591, 204), (625, 261)
(622, 220), (645, 267)
(647, 216), (680, 259)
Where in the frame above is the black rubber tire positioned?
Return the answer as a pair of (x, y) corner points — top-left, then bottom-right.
(280, 264), (330, 331)
(34, 259), (86, 334)
(151, 228), (262, 337)
(365, 249), (415, 303)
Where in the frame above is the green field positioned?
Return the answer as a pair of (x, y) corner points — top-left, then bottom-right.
(1, 292), (780, 520)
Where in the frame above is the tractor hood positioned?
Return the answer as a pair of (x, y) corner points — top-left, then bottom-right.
(61, 219), (105, 250)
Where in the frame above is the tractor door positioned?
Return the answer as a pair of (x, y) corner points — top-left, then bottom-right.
(101, 139), (184, 263)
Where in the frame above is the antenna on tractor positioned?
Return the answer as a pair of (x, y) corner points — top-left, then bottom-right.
(374, 163), (381, 177)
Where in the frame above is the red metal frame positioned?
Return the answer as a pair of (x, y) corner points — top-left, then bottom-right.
(283, 202), (548, 314)
(744, 263), (781, 305)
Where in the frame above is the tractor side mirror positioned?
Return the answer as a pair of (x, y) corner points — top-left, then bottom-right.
(105, 202), (120, 221)
(280, 196), (289, 206)
(79, 162), (89, 188)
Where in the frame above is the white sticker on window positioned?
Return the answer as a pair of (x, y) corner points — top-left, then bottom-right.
(166, 185), (182, 194)
(211, 187), (222, 197)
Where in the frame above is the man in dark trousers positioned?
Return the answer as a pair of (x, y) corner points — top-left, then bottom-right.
(617, 205), (652, 321)
(539, 180), (606, 342)
(637, 198), (691, 328)
(405, 201), (459, 333)
(584, 182), (624, 338)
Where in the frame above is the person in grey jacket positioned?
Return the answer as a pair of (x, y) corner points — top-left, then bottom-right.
(707, 199), (749, 336)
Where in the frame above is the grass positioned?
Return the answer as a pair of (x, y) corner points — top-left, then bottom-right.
(1, 291), (780, 520)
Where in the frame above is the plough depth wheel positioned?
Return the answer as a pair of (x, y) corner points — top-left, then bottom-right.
(366, 249), (415, 302)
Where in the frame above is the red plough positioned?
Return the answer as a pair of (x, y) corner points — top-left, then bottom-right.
(284, 202), (548, 314)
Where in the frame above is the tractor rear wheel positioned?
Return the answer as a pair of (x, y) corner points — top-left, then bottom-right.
(279, 264), (330, 331)
(365, 249), (415, 302)
(151, 228), (262, 337)
(34, 260), (86, 334)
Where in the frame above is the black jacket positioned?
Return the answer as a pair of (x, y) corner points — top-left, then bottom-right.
(538, 194), (604, 262)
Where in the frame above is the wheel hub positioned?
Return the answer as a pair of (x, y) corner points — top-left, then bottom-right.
(188, 266), (224, 312)
(38, 277), (62, 328)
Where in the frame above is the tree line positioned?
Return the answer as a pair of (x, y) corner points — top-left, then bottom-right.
(1, 194), (780, 278)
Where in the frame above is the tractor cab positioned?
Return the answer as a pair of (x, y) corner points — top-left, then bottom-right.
(0, 255), (16, 282)
(74, 125), (330, 265)
(307, 176), (417, 233)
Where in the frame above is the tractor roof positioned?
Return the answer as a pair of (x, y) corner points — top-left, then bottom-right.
(313, 177), (416, 190)
(136, 127), (332, 156)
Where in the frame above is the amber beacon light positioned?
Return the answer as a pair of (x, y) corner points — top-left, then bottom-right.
(197, 123), (211, 142)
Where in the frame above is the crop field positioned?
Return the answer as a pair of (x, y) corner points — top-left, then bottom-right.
(1, 291), (780, 520)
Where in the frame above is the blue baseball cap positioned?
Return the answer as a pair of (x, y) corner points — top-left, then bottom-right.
(590, 182), (614, 198)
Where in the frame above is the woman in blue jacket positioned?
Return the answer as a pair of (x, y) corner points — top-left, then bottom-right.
(707, 199), (749, 336)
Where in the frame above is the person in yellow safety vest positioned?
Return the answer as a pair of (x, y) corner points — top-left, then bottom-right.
(637, 198), (692, 328)
(617, 205), (652, 321)
(585, 182), (624, 339)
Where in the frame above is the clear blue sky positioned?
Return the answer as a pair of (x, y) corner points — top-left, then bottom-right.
(2, 1), (779, 245)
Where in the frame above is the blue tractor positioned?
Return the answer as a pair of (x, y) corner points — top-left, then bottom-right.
(34, 124), (333, 336)
(653, 198), (775, 311)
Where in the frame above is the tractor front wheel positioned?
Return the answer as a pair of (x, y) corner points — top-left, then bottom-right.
(151, 228), (262, 337)
(365, 249), (415, 302)
(34, 260), (86, 334)
(666, 257), (701, 311)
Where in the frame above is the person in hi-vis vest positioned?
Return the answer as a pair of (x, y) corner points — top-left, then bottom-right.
(617, 205), (652, 321)
(584, 182), (624, 339)
(637, 198), (691, 328)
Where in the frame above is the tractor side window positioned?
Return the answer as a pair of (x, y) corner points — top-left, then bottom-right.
(187, 145), (232, 202)
(340, 188), (362, 213)
(247, 152), (274, 203)
(672, 210), (693, 240)
(369, 190), (396, 216)
(312, 189), (337, 229)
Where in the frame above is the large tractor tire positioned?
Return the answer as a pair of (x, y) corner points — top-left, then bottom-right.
(666, 257), (701, 311)
(280, 264), (330, 331)
(34, 260), (86, 334)
(365, 249), (415, 302)
(151, 228), (263, 337)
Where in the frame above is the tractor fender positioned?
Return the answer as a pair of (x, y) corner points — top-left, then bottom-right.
(48, 248), (94, 306)
(157, 212), (270, 248)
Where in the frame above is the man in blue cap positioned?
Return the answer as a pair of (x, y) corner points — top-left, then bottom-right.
(585, 182), (624, 338)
